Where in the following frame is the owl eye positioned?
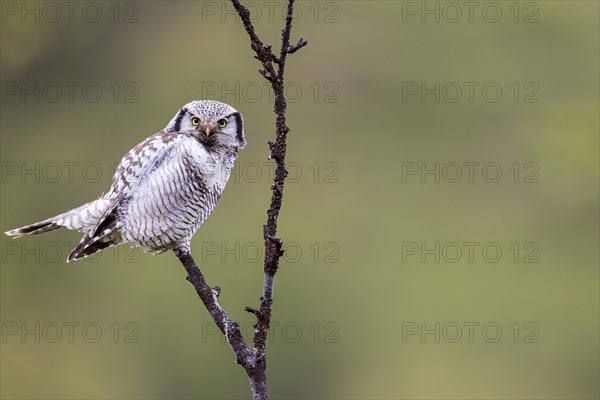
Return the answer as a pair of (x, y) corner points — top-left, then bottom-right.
(191, 117), (201, 126)
(217, 119), (228, 128)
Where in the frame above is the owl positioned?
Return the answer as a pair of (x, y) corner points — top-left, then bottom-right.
(5, 100), (246, 262)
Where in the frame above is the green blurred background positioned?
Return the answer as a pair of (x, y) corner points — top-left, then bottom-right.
(1, 1), (598, 399)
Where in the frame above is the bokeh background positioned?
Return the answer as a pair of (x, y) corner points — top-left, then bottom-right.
(1, 1), (598, 399)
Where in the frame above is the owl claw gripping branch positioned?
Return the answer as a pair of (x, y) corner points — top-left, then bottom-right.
(5, 100), (246, 262)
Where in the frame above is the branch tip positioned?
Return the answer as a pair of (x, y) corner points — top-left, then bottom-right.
(245, 306), (261, 317)
(287, 38), (308, 54)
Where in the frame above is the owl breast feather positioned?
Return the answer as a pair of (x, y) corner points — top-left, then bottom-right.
(117, 136), (232, 253)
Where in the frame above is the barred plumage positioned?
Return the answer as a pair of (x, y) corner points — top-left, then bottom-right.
(5, 100), (246, 262)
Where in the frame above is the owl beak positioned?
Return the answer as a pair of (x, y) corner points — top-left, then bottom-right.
(201, 122), (216, 137)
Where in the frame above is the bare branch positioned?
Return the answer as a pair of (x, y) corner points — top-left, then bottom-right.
(287, 38), (308, 54)
(175, 250), (252, 365)
(231, 0), (278, 81)
(179, 1), (307, 399)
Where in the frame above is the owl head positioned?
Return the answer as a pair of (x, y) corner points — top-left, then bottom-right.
(165, 100), (246, 150)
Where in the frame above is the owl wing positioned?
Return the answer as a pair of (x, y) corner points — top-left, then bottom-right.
(68, 131), (182, 260)
(93, 130), (182, 236)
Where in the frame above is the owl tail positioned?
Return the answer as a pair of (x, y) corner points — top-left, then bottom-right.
(5, 198), (119, 262)
(4, 198), (112, 237)
(4, 219), (61, 238)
